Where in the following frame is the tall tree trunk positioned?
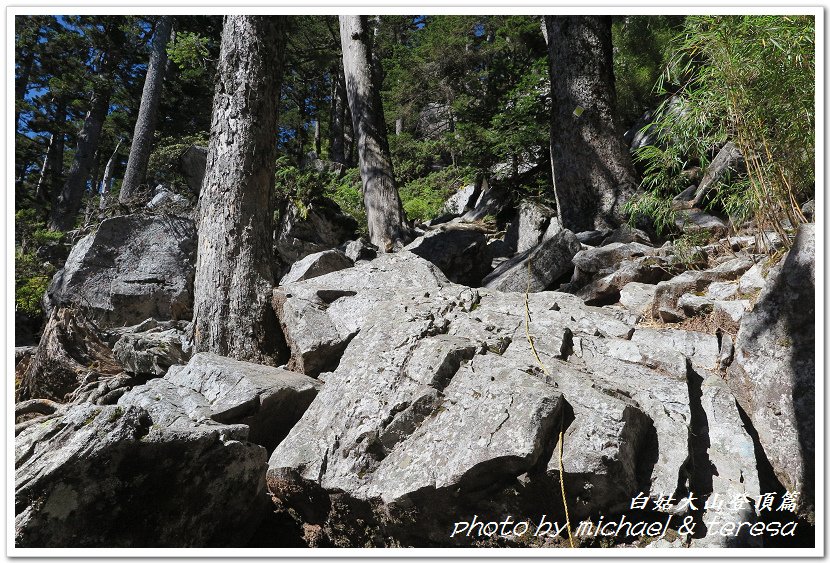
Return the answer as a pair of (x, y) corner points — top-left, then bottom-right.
(329, 63), (347, 164)
(296, 83), (307, 162)
(35, 98), (67, 206)
(191, 15), (287, 364)
(15, 49), (35, 129)
(48, 37), (121, 231)
(339, 15), (407, 251)
(120, 16), (173, 202)
(544, 16), (637, 232)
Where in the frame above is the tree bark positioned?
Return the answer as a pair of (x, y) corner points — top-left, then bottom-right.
(339, 15), (407, 251)
(329, 63), (347, 164)
(544, 16), (637, 232)
(120, 16), (173, 202)
(191, 15), (287, 364)
(48, 32), (121, 231)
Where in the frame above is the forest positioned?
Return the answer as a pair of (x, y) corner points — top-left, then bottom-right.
(13, 14), (817, 550)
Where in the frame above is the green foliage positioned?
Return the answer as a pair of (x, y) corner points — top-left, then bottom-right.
(167, 31), (211, 81)
(273, 158), (368, 234)
(399, 166), (475, 223)
(629, 16), (815, 242)
(273, 155), (320, 202)
(389, 133), (451, 185)
(15, 249), (54, 317)
(612, 16), (684, 126)
(381, 15), (550, 177)
(324, 168), (365, 230)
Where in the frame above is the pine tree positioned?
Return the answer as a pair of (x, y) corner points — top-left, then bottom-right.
(191, 15), (287, 363)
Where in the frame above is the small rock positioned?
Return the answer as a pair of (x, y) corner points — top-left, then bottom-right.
(601, 224), (652, 246)
(678, 293), (714, 316)
(112, 328), (189, 377)
(575, 229), (610, 246)
(675, 208), (730, 235)
(178, 145), (207, 195)
(713, 299), (749, 324)
(275, 198), (358, 267)
(461, 180), (510, 222)
(801, 199), (814, 222)
(342, 238), (378, 262)
(652, 258), (753, 322)
(705, 281), (739, 301)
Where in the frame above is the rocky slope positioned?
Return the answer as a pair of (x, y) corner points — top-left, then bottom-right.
(13, 187), (815, 548)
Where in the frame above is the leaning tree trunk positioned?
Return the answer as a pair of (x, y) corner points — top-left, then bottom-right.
(98, 138), (122, 208)
(544, 16), (637, 232)
(339, 15), (408, 251)
(49, 41), (120, 232)
(191, 15), (287, 364)
(120, 16), (173, 202)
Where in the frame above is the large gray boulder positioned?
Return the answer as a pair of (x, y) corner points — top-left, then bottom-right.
(482, 229), (581, 292)
(279, 249), (353, 285)
(266, 285), (748, 546)
(568, 242), (658, 289)
(690, 375), (761, 547)
(119, 353), (321, 452)
(272, 251), (450, 377)
(15, 403), (268, 547)
(727, 224), (815, 521)
(405, 224), (489, 286)
(45, 214), (196, 328)
(275, 198), (359, 267)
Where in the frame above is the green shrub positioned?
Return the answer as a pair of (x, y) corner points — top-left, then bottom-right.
(628, 16), (815, 244)
(389, 133), (451, 186)
(398, 166), (475, 223)
(15, 250), (54, 317)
